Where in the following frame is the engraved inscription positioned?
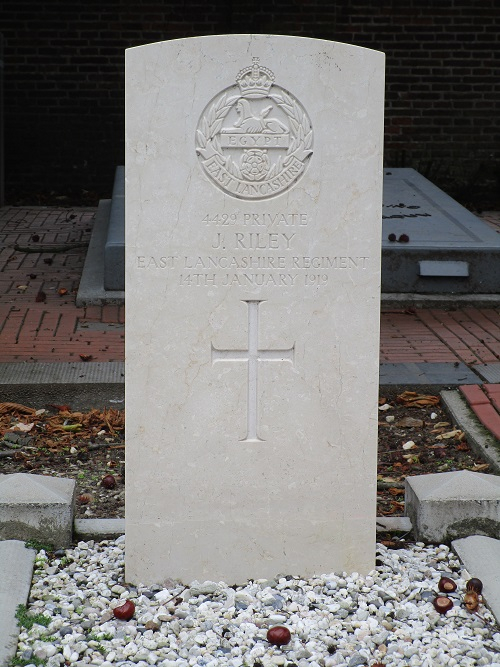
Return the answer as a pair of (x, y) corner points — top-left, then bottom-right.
(196, 58), (313, 200)
(212, 300), (295, 442)
(203, 213), (309, 226)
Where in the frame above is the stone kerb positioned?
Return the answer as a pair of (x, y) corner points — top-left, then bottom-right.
(405, 470), (500, 543)
(0, 473), (76, 548)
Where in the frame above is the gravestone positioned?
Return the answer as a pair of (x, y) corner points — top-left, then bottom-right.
(125, 35), (385, 585)
(382, 168), (500, 293)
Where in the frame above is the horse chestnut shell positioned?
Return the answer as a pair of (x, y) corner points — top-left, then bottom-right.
(438, 576), (457, 593)
(464, 591), (480, 612)
(267, 626), (291, 646)
(466, 577), (483, 595)
(101, 474), (117, 489)
(433, 596), (453, 614)
(113, 599), (135, 620)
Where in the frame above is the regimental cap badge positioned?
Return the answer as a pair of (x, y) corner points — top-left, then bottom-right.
(236, 57), (275, 97)
(196, 57), (313, 201)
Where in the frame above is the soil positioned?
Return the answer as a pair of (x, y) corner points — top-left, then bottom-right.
(0, 390), (494, 520)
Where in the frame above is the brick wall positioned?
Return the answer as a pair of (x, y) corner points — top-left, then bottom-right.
(0, 0), (498, 205)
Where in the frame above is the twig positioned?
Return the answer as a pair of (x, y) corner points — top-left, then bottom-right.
(0, 449), (22, 458)
(12, 243), (88, 254)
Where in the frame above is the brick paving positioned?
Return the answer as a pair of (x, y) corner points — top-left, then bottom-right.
(0, 207), (124, 363)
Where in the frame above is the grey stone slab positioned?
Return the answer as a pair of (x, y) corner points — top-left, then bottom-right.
(76, 199), (125, 306)
(382, 168), (500, 294)
(0, 541), (36, 667)
(383, 169), (500, 248)
(379, 362), (482, 386)
(452, 535), (500, 624)
(381, 293), (500, 308)
(405, 471), (500, 543)
(104, 166), (125, 291)
(474, 363), (500, 383)
(441, 389), (500, 474)
(0, 474), (76, 548)
(74, 518), (125, 540)
(0, 362), (125, 410)
(0, 362), (125, 384)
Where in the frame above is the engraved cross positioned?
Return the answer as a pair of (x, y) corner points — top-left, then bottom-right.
(211, 300), (295, 442)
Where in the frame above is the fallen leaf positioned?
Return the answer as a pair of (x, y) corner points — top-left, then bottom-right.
(471, 463), (490, 472)
(48, 404), (72, 412)
(79, 354), (93, 361)
(77, 493), (93, 504)
(456, 442), (470, 451)
(58, 288), (68, 296)
(61, 423), (82, 432)
(10, 422), (35, 432)
(379, 396), (387, 405)
(396, 417), (424, 428)
(388, 487), (404, 496)
(432, 422), (451, 429)
(436, 429), (464, 441)
(16, 285), (28, 291)
(396, 391), (440, 407)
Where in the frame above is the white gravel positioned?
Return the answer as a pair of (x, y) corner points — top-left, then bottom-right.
(16, 537), (500, 667)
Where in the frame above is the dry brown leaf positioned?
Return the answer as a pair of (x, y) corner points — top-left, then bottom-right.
(472, 463), (490, 472)
(396, 417), (424, 428)
(436, 429), (464, 441)
(0, 402), (37, 415)
(396, 391), (440, 407)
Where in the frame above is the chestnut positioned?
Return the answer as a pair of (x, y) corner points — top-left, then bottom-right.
(466, 578), (483, 595)
(266, 626), (291, 646)
(101, 474), (117, 489)
(113, 599), (135, 621)
(438, 576), (457, 593)
(433, 595), (454, 614)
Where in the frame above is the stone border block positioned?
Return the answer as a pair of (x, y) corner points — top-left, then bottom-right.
(405, 470), (500, 543)
(0, 473), (76, 548)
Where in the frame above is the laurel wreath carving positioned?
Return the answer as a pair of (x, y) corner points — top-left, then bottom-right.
(196, 88), (313, 182)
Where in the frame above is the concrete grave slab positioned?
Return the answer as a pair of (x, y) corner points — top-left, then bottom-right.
(104, 166), (125, 291)
(379, 362), (482, 386)
(0, 541), (36, 667)
(405, 470), (500, 543)
(0, 361), (125, 410)
(452, 535), (500, 624)
(125, 35), (384, 584)
(382, 168), (500, 293)
(0, 473), (76, 548)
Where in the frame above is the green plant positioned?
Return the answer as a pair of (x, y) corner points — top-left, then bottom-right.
(24, 539), (54, 553)
(15, 604), (50, 631)
(88, 631), (113, 641)
(11, 657), (47, 667)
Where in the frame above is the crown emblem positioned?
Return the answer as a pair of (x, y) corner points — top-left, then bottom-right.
(236, 58), (274, 97)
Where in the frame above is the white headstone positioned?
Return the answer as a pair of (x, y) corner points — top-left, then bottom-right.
(125, 34), (385, 585)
